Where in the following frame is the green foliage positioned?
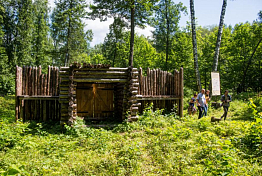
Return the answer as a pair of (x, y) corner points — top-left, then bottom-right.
(1, 96), (262, 175)
(0, 96), (15, 122)
(51, 0), (93, 65)
(150, 0), (187, 69)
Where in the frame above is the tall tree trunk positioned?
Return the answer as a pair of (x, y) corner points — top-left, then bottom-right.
(65, 0), (73, 66)
(165, 0), (169, 71)
(113, 42), (117, 67)
(212, 0), (227, 72)
(189, 0), (201, 91)
(241, 38), (262, 91)
(129, 0), (135, 67)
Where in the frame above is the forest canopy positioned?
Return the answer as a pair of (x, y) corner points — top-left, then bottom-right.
(0, 0), (261, 95)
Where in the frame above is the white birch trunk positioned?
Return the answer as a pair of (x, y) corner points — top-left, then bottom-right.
(190, 0), (201, 91)
(212, 0), (227, 72)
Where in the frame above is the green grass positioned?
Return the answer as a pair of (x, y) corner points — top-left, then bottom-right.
(0, 96), (262, 175)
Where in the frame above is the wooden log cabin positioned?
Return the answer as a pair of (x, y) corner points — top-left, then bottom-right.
(15, 63), (183, 125)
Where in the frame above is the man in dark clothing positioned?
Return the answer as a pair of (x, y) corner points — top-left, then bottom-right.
(220, 90), (232, 120)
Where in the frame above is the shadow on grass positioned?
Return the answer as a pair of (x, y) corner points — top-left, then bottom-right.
(24, 120), (66, 135)
(230, 109), (256, 122)
(23, 118), (125, 136)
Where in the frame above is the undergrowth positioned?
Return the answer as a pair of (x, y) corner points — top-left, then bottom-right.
(0, 96), (261, 175)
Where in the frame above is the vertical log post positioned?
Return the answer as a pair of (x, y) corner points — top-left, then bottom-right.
(15, 66), (22, 121)
(179, 67), (184, 117)
(67, 65), (77, 125)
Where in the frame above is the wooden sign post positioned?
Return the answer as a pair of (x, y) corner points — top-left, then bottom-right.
(211, 72), (220, 96)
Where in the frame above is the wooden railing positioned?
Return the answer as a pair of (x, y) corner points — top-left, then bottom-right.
(137, 67), (184, 117)
(15, 66), (60, 121)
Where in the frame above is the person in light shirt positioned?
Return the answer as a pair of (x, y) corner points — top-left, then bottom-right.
(203, 90), (210, 116)
(196, 89), (206, 119)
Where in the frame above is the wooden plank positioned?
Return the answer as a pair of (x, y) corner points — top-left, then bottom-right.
(44, 100), (47, 121)
(156, 69), (158, 95)
(179, 67), (184, 117)
(15, 66), (22, 120)
(147, 68), (150, 95)
(37, 66), (41, 95)
(29, 67), (32, 96)
(177, 71), (180, 96)
(72, 75), (128, 79)
(22, 66), (26, 95)
(72, 78), (127, 83)
(18, 96), (59, 100)
(44, 74), (47, 96)
(40, 74), (43, 95)
(56, 67), (59, 96)
(34, 67), (37, 95)
(50, 66), (53, 96)
(73, 67), (129, 71)
(139, 67), (142, 95)
(47, 66), (51, 96)
(25, 66), (29, 95)
(32, 67), (35, 96)
(154, 69), (156, 96)
(159, 70), (161, 95)
(74, 71), (128, 75)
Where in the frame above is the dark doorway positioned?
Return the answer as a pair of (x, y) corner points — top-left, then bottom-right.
(76, 83), (114, 120)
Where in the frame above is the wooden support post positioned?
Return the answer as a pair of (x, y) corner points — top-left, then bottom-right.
(15, 66), (22, 121)
(179, 67), (184, 117)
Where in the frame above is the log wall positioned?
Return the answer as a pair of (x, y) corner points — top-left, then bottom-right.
(15, 66), (60, 122)
(15, 64), (184, 124)
(137, 67), (184, 117)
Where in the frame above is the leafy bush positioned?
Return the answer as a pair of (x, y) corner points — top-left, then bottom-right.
(0, 95), (262, 175)
(0, 96), (15, 123)
(0, 74), (15, 95)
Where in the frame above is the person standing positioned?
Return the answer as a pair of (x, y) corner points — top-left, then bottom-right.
(196, 89), (206, 119)
(203, 90), (210, 116)
(220, 90), (232, 120)
(188, 94), (197, 115)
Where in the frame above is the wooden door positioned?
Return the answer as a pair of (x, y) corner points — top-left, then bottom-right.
(77, 83), (114, 120)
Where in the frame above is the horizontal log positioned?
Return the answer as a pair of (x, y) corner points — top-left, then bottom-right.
(132, 103), (141, 106)
(60, 75), (69, 78)
(130, 83), (139, 87)
(59, 99), (69, 103)
(60, 87), (75, 91)
(73, 75), (128, 79)
(132, 71), (139, 75)
(61, 78), (70, 82)
(130, 116), (139, 121)
(61, 113), (70, 117)
(131, 68), (138, 71)
(60, 117), (68, 121)
(59, 95), (68, 99)
(74, 67), (128, 71)
(73, 78), (127, 83)
(60, 91), (69, 95)
(18, 96), (59, 100)
(130, 79), (138, 83)
(74, 71), (128, 75)
(128, 100), (138, 104)
(138, 95), (181, 100)
(130, 111), (138, 116)
(131, 107), (139, 110)
(131, 91), (138, 94)
(59, 71), (68, 75)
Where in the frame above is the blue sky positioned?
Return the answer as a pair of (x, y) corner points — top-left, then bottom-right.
(49, 0), (262, 47)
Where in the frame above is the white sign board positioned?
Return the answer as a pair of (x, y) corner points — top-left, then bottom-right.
(211, 72), (220, 96)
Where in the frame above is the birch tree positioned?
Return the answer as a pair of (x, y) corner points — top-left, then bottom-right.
(189, 0), (201, 91)
(212, 0), (227, 72)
